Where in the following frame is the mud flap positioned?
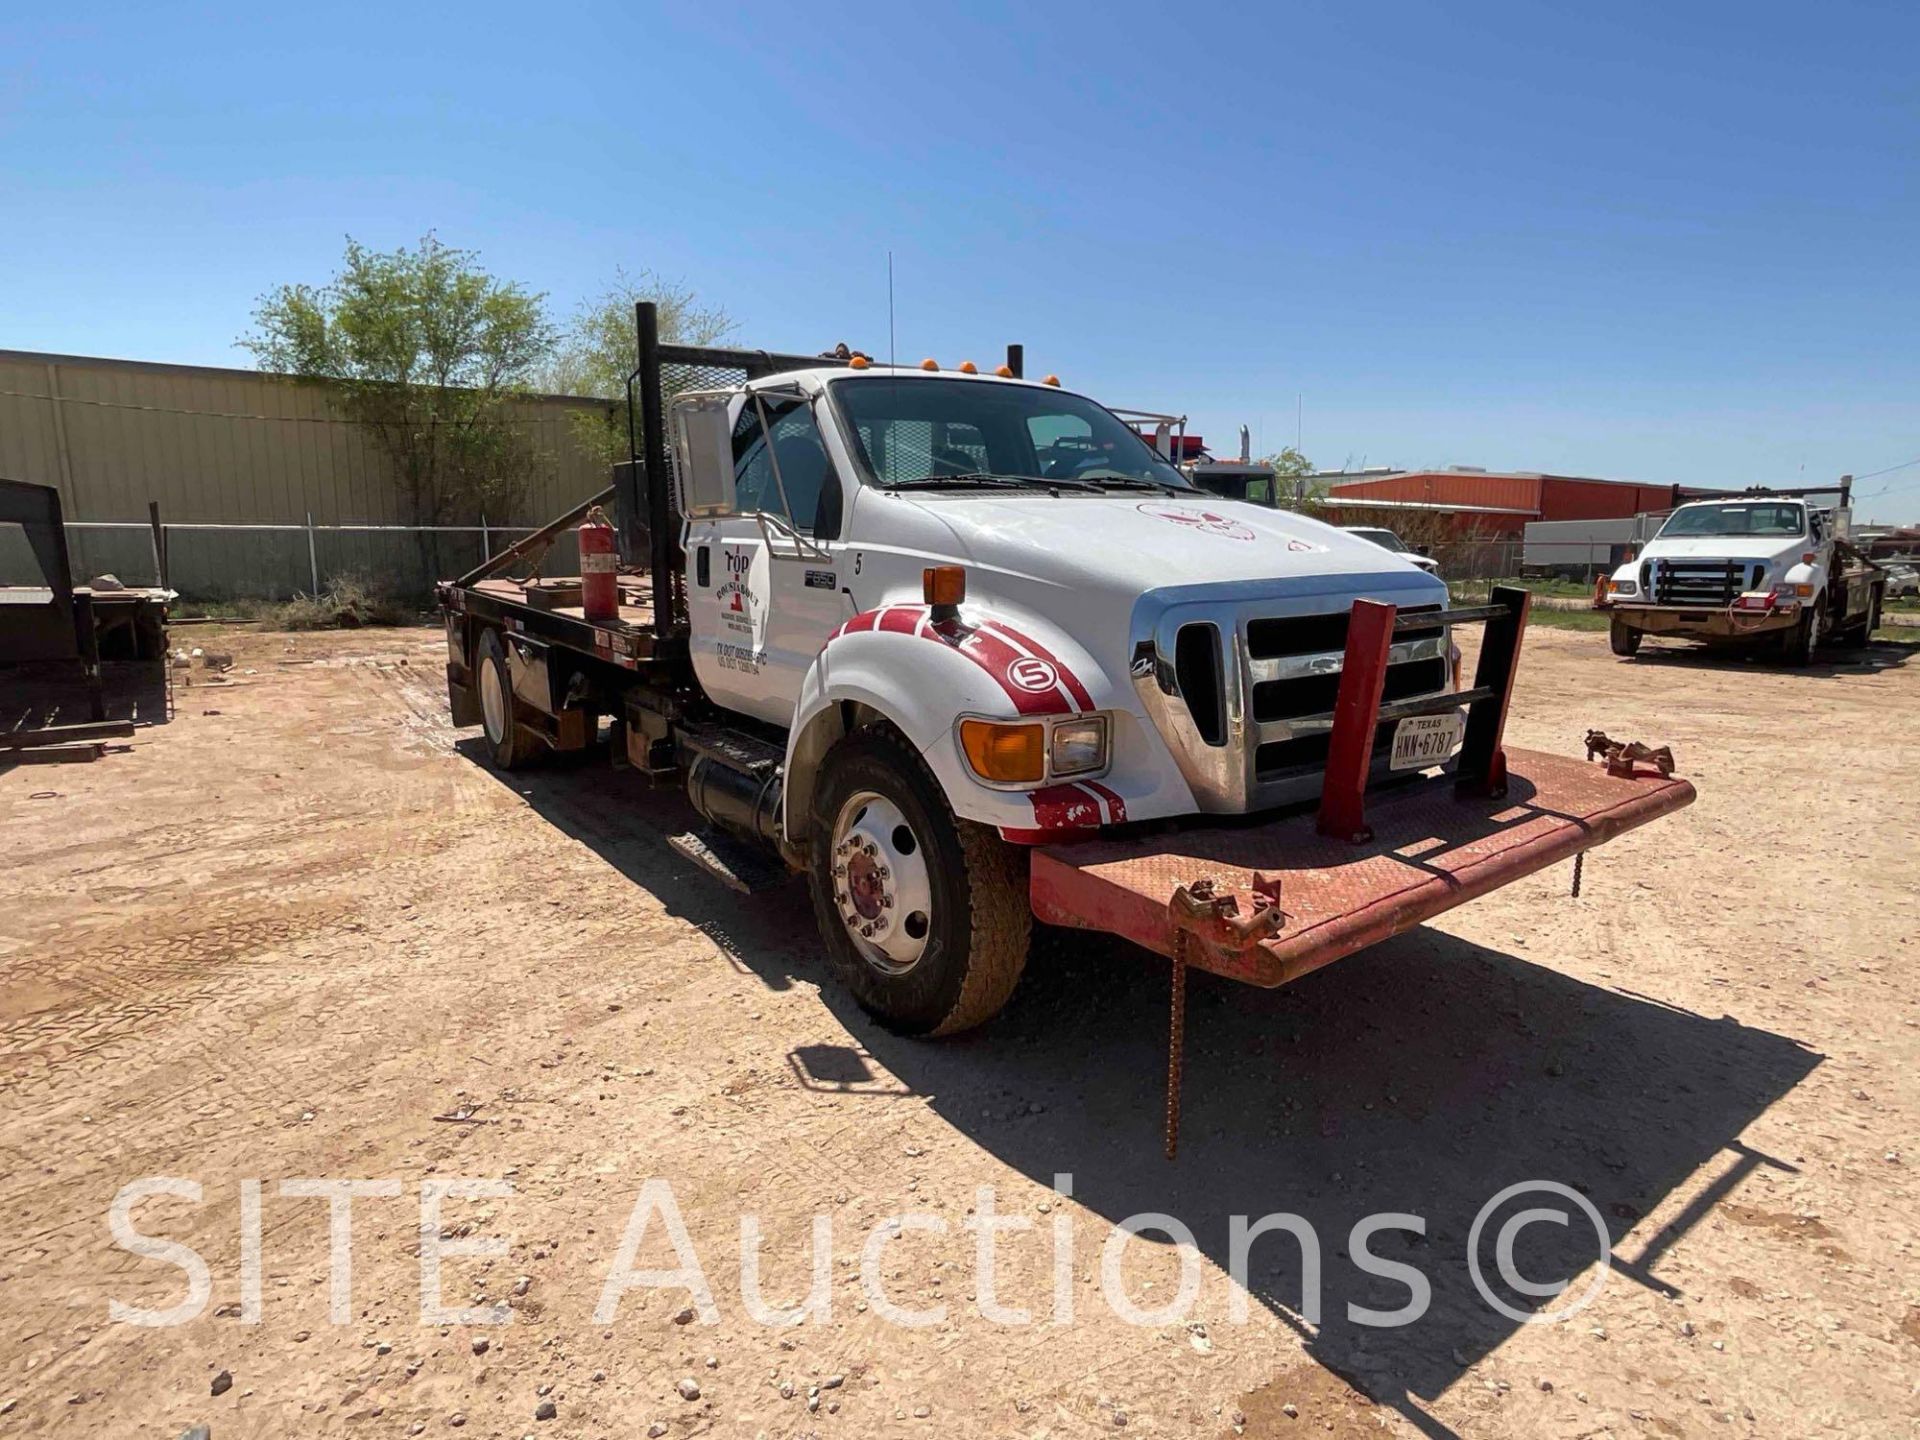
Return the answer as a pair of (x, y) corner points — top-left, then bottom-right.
(446, 663), (480, 728)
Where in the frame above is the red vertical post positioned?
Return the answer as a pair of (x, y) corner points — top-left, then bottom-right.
(1317, 599), (1397, 843)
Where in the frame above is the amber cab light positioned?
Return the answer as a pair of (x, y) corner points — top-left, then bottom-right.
(994, 363), (1014, 378)
(920, 358), (940, 371)
(848, 354), (870, 369)
(958, 359), (979, 374)
(959, 720), (1045, 784)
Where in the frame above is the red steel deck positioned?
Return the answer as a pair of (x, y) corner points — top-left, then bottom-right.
(1031, 747), (1694, 987)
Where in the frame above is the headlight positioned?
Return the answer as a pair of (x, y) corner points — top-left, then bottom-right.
(1610, 579), (1638, 596)
(1049, 716), (1109, 776)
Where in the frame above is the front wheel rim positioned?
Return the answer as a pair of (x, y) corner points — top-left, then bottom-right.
(480, 656), (508, 744)
(829, 790), (935, 976)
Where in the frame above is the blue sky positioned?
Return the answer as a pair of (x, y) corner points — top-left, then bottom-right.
(4, 2), (1917, 520)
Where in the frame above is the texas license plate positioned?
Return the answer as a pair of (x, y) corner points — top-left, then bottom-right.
(1390, 711), (1463, 771)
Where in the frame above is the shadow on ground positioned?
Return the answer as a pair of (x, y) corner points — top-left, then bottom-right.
(1623, 631), (1914, 677)
(1, 659), (170, 775)
(464, 739), (1821, 1439)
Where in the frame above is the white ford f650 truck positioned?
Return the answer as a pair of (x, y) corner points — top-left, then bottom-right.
(1600, 484), (1885, 663)
(439, 306), (1694, 1150)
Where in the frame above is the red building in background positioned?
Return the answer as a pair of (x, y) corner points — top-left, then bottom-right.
(1316, 468), (1716, 538)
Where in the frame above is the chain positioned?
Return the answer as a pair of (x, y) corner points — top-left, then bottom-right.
(1165, 931), (1189, 1160)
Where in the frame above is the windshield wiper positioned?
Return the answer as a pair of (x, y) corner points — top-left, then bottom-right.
(1071, 473), (1191, 494)
(881, 472), (1042, 491)
(881, 471), (1105, 493)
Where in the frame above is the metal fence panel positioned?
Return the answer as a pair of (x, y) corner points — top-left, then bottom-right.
(1, 348), (615, 597)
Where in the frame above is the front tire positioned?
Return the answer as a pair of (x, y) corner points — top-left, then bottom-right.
(1781, 598), (1824, 666)
(807, 726), (1029, 1035)
(1609, 617), (1642, 657)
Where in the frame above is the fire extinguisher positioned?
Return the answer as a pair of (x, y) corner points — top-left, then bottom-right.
(580, 506), (618, 621)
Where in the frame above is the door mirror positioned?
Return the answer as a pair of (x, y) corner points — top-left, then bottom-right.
(670, 393), (736, 517)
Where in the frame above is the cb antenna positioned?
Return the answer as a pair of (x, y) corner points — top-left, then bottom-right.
(888, 251), (896, 370)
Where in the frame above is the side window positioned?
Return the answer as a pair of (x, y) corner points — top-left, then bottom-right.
(730, 394), (840, 535)
(731, 401), (788, 520)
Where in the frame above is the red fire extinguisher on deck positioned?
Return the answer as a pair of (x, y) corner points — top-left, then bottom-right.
(580, 506), (618, 621)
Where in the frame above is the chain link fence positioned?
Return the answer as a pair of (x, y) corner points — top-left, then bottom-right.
(50, 518), (568, 604)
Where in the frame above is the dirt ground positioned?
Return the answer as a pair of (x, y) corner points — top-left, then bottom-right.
(2, 623), (1916, 1439)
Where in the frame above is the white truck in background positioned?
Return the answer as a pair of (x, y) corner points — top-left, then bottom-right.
(1599, 483), (1885, 664)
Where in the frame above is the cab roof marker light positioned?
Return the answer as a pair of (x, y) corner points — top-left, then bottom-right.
(920, 358), (939, 371)
(1042, 374), (1061, 387)
(958, 360), (978, 374)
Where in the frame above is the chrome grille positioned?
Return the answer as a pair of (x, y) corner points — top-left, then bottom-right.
(1131, 583), (1457, 813)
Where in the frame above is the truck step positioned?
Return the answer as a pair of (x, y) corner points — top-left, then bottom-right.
(677, 722), (785, 776)
(666, 825), (793, 895)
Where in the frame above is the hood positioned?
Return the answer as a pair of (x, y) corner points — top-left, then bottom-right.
(879, 491), (1442, 593)
(1641, 533), (1808, 563)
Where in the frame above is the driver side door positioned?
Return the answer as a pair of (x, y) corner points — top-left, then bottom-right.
(685, 390), (848, 725)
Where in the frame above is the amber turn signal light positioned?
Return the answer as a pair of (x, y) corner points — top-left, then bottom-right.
(959, 719), (1046, 784)
(923, 565), (966, 607)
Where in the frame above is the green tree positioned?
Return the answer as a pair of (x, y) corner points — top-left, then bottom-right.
(243, 234), (557, 543)
(1261, 447), (1324, 511)
(540, 269), (735, 466)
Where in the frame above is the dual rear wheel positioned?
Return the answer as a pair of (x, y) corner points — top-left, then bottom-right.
(475, 628), (534, 768)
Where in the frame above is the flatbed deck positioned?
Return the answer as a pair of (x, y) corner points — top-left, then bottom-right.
(469, 575), (660, 632)
(451, 569), (664, 668)
(1031, 747), (1695, 986)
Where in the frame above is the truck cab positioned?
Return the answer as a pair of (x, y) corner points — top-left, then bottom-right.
(671, 364), (1459, 838)
(1601, 487), (1884, 663)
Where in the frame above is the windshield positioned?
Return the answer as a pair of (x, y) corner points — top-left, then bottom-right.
(1657, 502), (1805, 538)
(1348, 527), (1408, 552)
(829, 376), (1192, 490)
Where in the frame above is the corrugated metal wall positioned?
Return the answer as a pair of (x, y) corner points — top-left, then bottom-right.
(0, 349), (613, 598)
(1326, 471), (1546, 514)
(1536, 477), (1678, 522)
